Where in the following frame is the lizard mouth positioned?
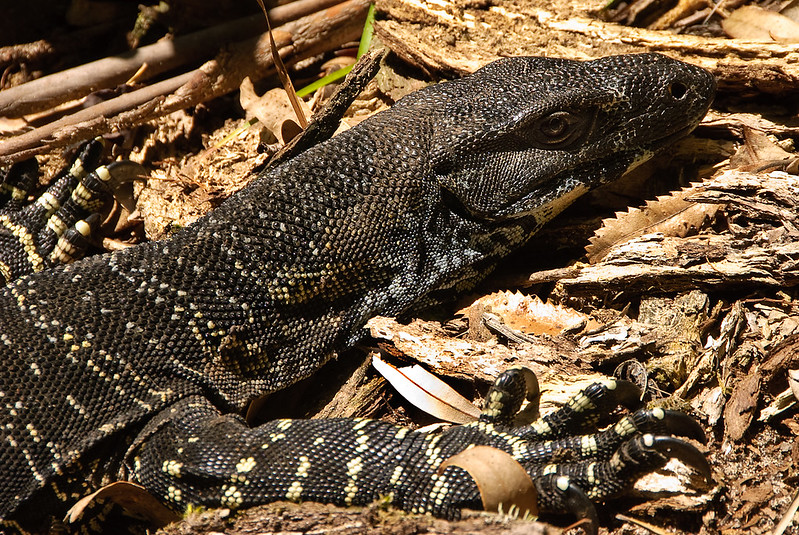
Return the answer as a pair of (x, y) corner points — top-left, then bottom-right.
(621, 123), (697, 178)
(658, 123), (697, 145)
(646, 112), (705, 150)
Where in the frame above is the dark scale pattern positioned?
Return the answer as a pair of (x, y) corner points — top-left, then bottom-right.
(0, 54), (715, 533)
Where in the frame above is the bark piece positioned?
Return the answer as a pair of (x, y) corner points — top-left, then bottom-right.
(724, 372), (762, 441)
(375, 0), (799, 95)
(536, 170), (799, 299)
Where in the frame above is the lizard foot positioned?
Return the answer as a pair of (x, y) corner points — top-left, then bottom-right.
(454, 367), (712, 531)
(0, 139), (143, 283)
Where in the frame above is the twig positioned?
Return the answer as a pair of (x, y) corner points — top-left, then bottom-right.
(0, 22), (118, 72)
(0, 0), (370, 165)
(616, 514), (669, 535)
(0, 0), (348, 118)
(772, 489), (799, 535)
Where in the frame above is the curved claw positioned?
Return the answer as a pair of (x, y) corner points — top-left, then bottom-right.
(515, 367), (541, 424)
(609, 379), (643, 410)
(660, 409), (707, 444)
(648, 435), (713, 485)
(559, 476), (599, 535)
(104, 161), (146, 213)
(105, 161), (147, 184)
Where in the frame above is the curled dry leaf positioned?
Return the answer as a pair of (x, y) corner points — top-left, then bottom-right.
(239, 77), (311, 144)
(371, 354), (480, 424)
(585, 187), (721, 264)
(730, 126), (796, 171)
(439, 445), (538, 518)
(722, 6), (799, 43)
(459, 291), (590, 337)
(66, 481), (179, 527)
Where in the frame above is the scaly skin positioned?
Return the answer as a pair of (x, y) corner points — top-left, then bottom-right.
(0, 54), (714, 533)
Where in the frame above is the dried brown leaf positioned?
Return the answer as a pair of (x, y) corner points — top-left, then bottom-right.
(730, 126), (795, 170)
(458, 291), (589, 337)
(586, 188), (721, 263)
(239, 78), (311, 145)
(722, 6), (799, 43)
(256, 0), (308, 128)
(66, 481), (179, 527)
(740, 481), (773, 505)
(371, 354), (480, 424)
(439, 445), (538, 518)
(723, 372), (761, 442)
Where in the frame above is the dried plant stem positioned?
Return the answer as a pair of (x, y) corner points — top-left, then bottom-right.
(0, 0), (348, 118)
(0, 0), (369, 165)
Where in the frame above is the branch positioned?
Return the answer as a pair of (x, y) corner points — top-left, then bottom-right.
(0, 0), (349, 118)
(0, 0), (370, 165)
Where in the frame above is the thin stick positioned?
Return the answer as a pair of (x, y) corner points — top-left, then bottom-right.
(772, 490), (799, 535)
(0, 0), (347, 118)
(0, 0), (369, 165)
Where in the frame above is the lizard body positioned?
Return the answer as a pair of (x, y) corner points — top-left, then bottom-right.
(0, 53), (714, 533)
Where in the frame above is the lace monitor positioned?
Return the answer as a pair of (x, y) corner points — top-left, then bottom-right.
(0, 53), (715, 533)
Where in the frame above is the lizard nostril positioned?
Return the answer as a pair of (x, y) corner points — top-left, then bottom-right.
(668, 80), (688, 100)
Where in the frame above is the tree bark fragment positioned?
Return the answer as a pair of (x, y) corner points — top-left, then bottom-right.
(528, 170), (799, 300)
(375, 0), (799, 94)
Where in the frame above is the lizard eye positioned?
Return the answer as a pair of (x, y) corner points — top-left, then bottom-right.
(539, 112), (571, 139)
(524, 110), (592, 149)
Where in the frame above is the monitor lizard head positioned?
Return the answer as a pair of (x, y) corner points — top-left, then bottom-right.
(404, 53), (715, 225)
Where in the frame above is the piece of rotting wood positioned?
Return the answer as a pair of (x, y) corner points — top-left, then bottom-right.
(375, 0), (799, 94)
